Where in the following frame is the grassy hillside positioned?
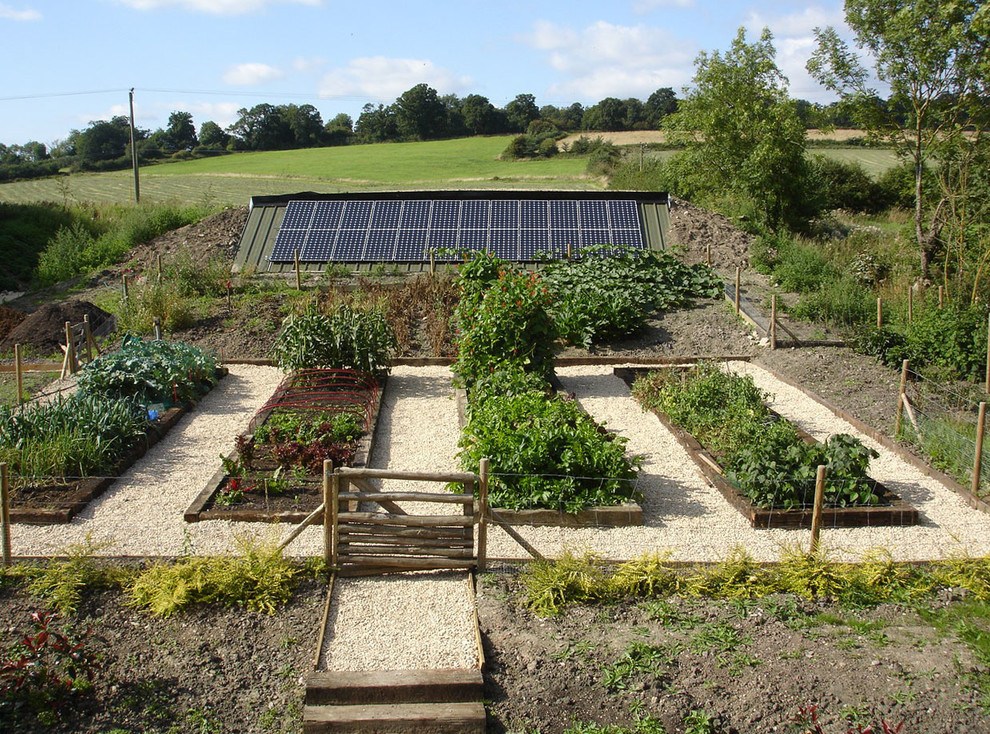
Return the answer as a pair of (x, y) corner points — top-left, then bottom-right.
(0, 136), (598, 207)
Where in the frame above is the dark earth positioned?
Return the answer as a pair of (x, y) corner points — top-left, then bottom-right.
(2, 201), (984, 733)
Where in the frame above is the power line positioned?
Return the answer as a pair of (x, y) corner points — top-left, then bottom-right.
(0, 89), (126, 102)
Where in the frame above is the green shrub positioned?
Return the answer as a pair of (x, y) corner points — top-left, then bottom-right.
(790, 274), (875, 327)
(111, 279), (198, 334)
(271, 303), (396, 376)
(34, 223), (95, 285)
(807, 155), (889, 214)
(166, 250), (230, 297)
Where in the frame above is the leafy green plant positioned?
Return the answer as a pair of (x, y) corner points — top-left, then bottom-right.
(602, 641), (678, 692)
(76, 335), (219, 407)
(270, 304), (395, 376)
(521, 550), (607, 617)
(459, 389), (641, 512)
(24, 537), (122, 615)
(682, 708), (723, 734)
(0, 611), (102, 724)
(608, 552), (680, 598)
(542, 247), (723, 348)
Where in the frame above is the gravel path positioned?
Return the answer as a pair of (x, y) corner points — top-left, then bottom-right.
(318, 365), (479, 671)
(484, 364), (990, 562)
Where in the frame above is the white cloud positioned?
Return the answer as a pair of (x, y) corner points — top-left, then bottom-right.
(318, 57), (472, 101)
(222, 62), (284, 86)
(522, 20), (694, 99)
(632, 0), (693, 13)
(0, 3), (41, 20)
(115, 0), (320, 15)
(293, 56), (326, 74)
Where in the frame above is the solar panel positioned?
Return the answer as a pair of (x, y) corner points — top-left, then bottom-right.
(579, 200), (609, 229)
(370, 200), (402, 229)
(581, 229), (611, 247)
(609, 200), (640, 229)
(396, 230), (428, 261)
(272, 197), (650, 264)
(364, 229), (398, 260)
(432, 200), (460, 228)
(333, 230), (367, 261)
(400, 200), (432, 228)
(280, 200), (315, 229)
(340, 201), (373, 229)
(459, 229), (488, 252)
(311, 201), (343, 229)
(300, 230), (335, 262)
(549, 200), (579, 228)
(520, 229), (550, 260)
(270, 229), (307, 262)
(489, 230), (519, 260)
(490, 200), (519, 229)
(612, 229), (644, 248)
(461, 200), (490, 229)
(520, 200), (548, 228)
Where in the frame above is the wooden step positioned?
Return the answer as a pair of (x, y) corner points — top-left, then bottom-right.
(302, 701), (486, 734)
(305, 668), (483, 706)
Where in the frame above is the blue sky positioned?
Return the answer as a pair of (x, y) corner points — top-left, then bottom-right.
(0, 0), (860, 146)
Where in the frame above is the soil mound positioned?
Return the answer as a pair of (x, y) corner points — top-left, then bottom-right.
(0, 305), (26, 343)
(118, 206), (248, 274)
(667, 196), (754, 269)
(1, 300), (112, 355)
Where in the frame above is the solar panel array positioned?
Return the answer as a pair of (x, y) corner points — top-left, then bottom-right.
(269, 198), (644, 264)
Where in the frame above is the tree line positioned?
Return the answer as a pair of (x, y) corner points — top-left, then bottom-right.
(0, 82), (905, 182)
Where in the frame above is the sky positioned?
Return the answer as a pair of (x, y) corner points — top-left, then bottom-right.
(0, 0), (867, 147)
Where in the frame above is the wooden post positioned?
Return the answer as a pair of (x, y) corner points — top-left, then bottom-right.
(1, 463), (10, 566)
(323, 459), (337, 566)
(908, 286), (914, 324)
(734, 267), (741, 315)
(477, 458), (489, 572)
(429, 249), (436, 276)
(809, 465), (827, 555)
(770, 295), (777, 350)
(973, 402), (987, 497)
(566, 242), (572, 260)
(705, 243), (712, 267)
(64, 321), (77, 375)
(895, 359), (910, 436)
(153, 317), (162, 341)
(938, 285), (944, 308)
(294, 249), (302, 290)
(83, 314), (94, 362)
(156, 253), (163, 284)
(876, 296), (883, 330)
(14, 344), (23, 407)
(122, 274), (129, 302)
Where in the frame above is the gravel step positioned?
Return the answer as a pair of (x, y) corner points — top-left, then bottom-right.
(302, 701), (486, 733)
(305, 668), (483, 705)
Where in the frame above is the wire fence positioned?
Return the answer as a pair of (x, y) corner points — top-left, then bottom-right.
(898, 367), (990, 499)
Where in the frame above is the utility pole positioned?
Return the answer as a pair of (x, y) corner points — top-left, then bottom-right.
(128, 88), (140, 203)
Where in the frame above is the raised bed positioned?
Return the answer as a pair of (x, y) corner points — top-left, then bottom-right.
(616, 366), (919, 529)
(185, 369), (384, 523)
(455, 388), (643, 528)
(9, 372), (225, 525)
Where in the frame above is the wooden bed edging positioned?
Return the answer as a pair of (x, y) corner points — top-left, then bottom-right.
(615, 365), (920, 529)
(184, 374), (385, 524)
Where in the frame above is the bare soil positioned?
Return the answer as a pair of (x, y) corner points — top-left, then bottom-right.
(2, 199), (966, 733)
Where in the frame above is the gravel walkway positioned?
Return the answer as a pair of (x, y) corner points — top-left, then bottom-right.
(483, 364), (990, 562)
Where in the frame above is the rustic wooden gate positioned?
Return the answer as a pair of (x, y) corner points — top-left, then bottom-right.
(329, 466), (480, 576)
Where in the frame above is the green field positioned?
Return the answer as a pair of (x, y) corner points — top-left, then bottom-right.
(0, 135), (900, 207)
(0, 136), (598, 207)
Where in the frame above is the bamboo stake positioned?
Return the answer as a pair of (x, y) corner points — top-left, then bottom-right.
(478, 458), (489, 572)
(809, 465), (827, 555)
(705, 242), (712, 267)
(985, 311), (990, 394)
(974, 402), (987, 497)
(734, 267), (741, 315)
(156, 253), (163, 284)
(876, 296), (883, 330)
(83, 314), (94, 362)
(294, 249), (302, 290)
(153, 317), (162, 341)
(895, 359), (910, 436)
(122, 274), (129, 302)
(1, 463), (10, 566)
(14, 344), (23, 408)
(770, 295), (777, 350)
(938, 286), (944, 308)
(429, 249), (436, 276)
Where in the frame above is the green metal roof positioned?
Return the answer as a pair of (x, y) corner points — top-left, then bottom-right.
(233, 190), (671, 274)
